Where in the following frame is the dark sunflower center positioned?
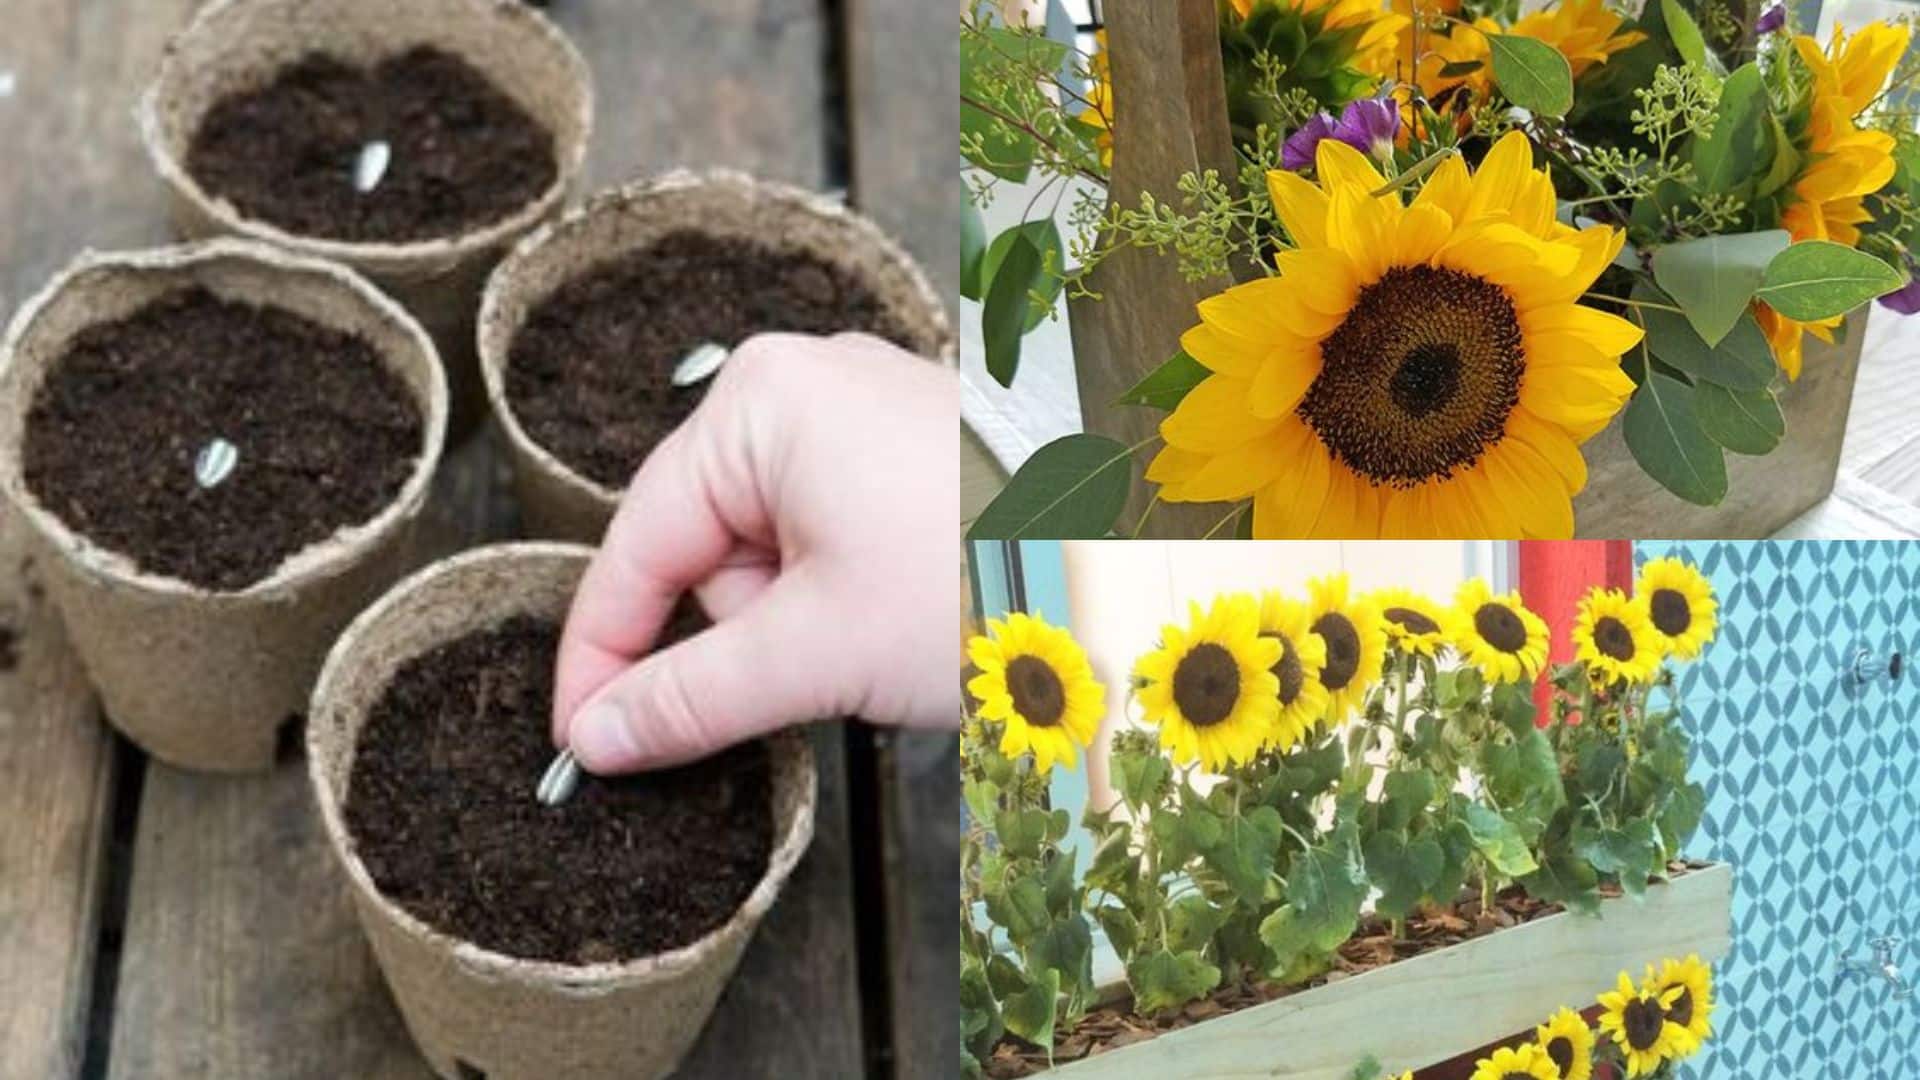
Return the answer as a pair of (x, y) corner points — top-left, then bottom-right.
(1623, 997), (1666, 1050)
(1547, 1036), (1574, 1075)
(1172, 643), (1241, 726)
(1500, 1074), (1534, 1080)
(1383, 606), (1440, 636)
(1474, 603), (1526, 653)
(1312, 614), (1360, 690)
(1264, 631), (1305, 706)
(1299, 265), (1523, 487)
(1593, 616), (1636, 661)
(1650, 588), (1691, 636)
(1005, 655), (1065, 727)
(1666, 987), (1694, 1027)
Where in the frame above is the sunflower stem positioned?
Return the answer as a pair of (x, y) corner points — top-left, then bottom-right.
(1585, 291), (1687, 315)
(1369, 146), (1460, 198)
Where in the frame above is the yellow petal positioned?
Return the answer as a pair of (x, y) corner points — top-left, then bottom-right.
(1484, 438), (1575, 537)
(1161, 375), (1276, 452)
(1272, 249), (1360, 317)
(1506, 407), (1590, 489)
(1327, 185), (1399, 282)
(1411, 153), (1472, 222)
(1308, 465), (1385, 538)
(1461, 130), (1536, 223)
(1268, 169), (1331, 248)
(1250, 420), (1333, 537)
(1315, 137), (1389, 194)
(1524, 303), (1645, 358)
(1181, 321), (1265, 378)
(1394, 203), (1453, 266)
(1250, 344), (1323, 418)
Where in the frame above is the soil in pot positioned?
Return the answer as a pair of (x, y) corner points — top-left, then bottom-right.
(21, 287), (423, 591)
(343, 607), (774, 964)
(186, 46), (556, 243)
(504, 230), (929, 489)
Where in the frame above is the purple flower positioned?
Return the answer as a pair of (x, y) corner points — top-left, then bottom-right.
(1282, 113), (1339, 171)
(1755, 3), (1785, 34)
(1281, 99), (1402, 172)
(1333, 98), (1400, 162)
(1878, 264), (1920, 314)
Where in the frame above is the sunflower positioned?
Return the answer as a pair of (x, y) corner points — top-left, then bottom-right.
(1467, 1043), (1559, 1080)
(1572, 587), (1660, 686)
(1231, 0), (1410, 80)
(1146, 132), (1640, 538)
(1537, 1006), (1596, 1080)
(1446, 579), (1549, 684)
(1078, 30), (1114, 171)
(966, 612), (1107, 773)
(1597, 971), (1689, 1078)
(1644, 954), (1715, 1056)
(1370, 586), (1448, 657)
(1510, 0), (1647, 78)
(1134, 594), (1283, 771)
(1304, 573), (1387, 720)
(1760, 20), (1910, 378)
(1634, 557), (1717, 660)
(1257, 590), (1331, 751)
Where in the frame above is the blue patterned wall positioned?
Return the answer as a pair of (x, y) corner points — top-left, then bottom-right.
(1636, 541), (1920, 1078)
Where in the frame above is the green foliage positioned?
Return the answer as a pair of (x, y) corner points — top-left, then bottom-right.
(966, 434), (1136, 540)
(1489, 34), (1575, 116)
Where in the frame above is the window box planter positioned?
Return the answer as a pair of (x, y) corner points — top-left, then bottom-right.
(1024, 862), (1732, 1079)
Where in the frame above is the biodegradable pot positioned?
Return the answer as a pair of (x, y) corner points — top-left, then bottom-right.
(307, 542), (818, 1080)
(1026, 864), (1734, 1079)
(478, 170), (959, 542)
(0, 239), (449, 772)
(139, 0), (593, 441)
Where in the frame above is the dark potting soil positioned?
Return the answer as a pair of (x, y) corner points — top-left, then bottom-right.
(186, 46), (557, 243)
(344, 612), (775, 964)
(21, 288), (422, 591)
(504, 229), (926, 489)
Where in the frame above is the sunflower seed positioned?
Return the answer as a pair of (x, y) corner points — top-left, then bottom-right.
(354, 140), (391, 193)
(194, 437), (238, 489)
(536, 748), (581, 806)
(671, 342), (730, 387)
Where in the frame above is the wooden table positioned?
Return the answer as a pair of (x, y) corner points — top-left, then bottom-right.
(0, 3), (955, 1077)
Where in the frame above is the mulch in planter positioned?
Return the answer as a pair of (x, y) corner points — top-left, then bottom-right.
(984, 866), (1701, 1078)
(186, 46), (557, 243)
(22, 287), (423, 591)
(343, 609), (775, 965)
(503, 230), (924, 489)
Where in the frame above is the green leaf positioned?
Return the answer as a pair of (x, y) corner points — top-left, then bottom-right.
(961, 198), (988, 301)
(982, 233), (1041, 387)
(967, 434), (1134, 540)
(1462, 802), (1539, 876)
(986, 952), (1028, 998)
(996, 807), (1053, 860)
(1127, 949), (1221, 1015)
(1658, 781), (1708, 851)
(1166, 895), (1230, 954)
(1429, 819), (1477, 905)
(1690, 63), (1765, 195)
(1364, 829), (1445, 921)
(962, 779), (1000, 825)
(1635, 284), (1776, 392)
(1695, 381), (1785, 454)
(1755, 112), (1802, 199)
(1025, 915), (1095, 1007)
(1520, 848), (1603, 916)
(1152, 800), (1224, 869)
(1660, 0), (1710, 69)
(959, 28), (1066, 182)
(1575, 820), (1659, 896)
(983, 220), (1065, 332)
(1757, 240), (1908, 320)
(1095, 904), (1140, 959)
(985, 876), (1051, 941)
(1042, 849), (1078, 915)
(1651, 230), (1790, 346)
(1262, 820), (1369, 964)
(1379, 770), (1438, 833)
(1489, 680), (1542, 736)
(1488, 34), (1574, 116)
(1112, 742), (1173, 809)
(960, 956), (1004, 1060)
(1084, 825), (1138, 894)
(1482, 729), (1566, 834)
(1116, 349), (1211, 410)
(1622, 372), (1729, 506)
(1203, 806), (1285, 907)
(1000, 966), (1061, 1046)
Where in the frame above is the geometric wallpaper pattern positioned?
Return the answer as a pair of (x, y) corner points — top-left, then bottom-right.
(1636, 541), (1919, 1078)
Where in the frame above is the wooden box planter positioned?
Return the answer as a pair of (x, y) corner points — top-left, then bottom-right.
(1071, 0), (1864, 539)
(1030, 863), (1733, 1079)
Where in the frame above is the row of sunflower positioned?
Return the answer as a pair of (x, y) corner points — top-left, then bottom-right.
(964, 0), (1920, 539)
(961, 559), (1718, 1076)
(1355, 955), (1716, 1080)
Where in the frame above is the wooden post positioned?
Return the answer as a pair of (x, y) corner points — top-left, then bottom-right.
(1072, 0), (1244, 537)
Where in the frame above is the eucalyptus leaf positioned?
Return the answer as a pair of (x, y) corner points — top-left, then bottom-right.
(1650, 230), (1789, 347)
(1660, 0), (1710, 69)
(982, 233), (1040, 387)
(1622, 372), (1729, 506)
(1117, 349), (1211, 410)
(1689, 63), (1765, 195)
(1488, 34), (1574, 116)
(967, 434), (1134, 540)
(961, 197), (988, 301)
(1757, 240), (1908, 320)
(1695, 381), (1785, 455)
(1635, 285), (1776, 391)
(983, 219), (1065, 332)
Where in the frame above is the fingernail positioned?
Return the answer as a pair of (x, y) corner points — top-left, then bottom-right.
(570, 700), (639, 770)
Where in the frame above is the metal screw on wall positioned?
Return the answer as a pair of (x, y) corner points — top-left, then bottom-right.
(1838, 936), (1913, 1001)
(1846, 646), (1904, 690)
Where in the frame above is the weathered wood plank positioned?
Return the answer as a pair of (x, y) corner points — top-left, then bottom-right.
(874, 730), (960, 1076)
(547, 1), (829, 192)
(845, 0), (959, 309)
(0, 514), (118, 1080)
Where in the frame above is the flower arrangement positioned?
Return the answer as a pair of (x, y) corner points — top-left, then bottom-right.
(1346, 953), (1717, 1078)
(960, 561), (1720, 1076)
(962, 0), (1920, 539)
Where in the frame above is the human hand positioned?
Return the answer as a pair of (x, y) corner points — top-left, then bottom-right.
(551, 331), (959, 773)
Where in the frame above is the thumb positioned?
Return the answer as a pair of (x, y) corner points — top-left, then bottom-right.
(564, 567), (848, 772)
